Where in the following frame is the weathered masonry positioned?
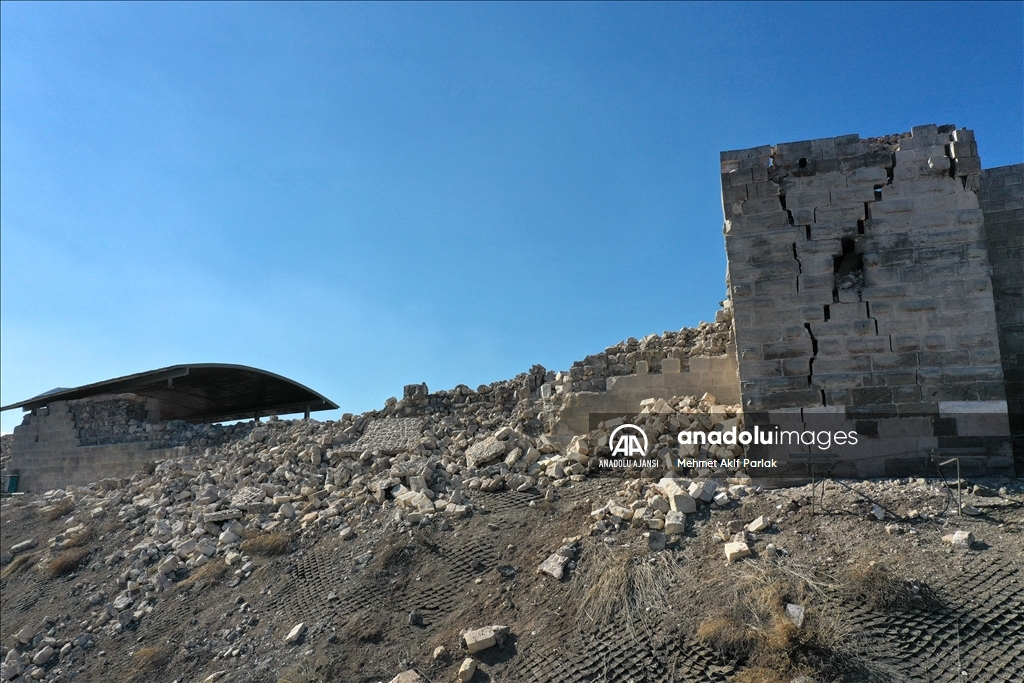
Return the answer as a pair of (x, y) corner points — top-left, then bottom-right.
(722, 125), (1021, 477)
(2, 364), (338, 491)
(979, 164), (1024, 472)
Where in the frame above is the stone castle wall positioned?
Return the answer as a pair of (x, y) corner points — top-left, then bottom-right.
(721, 125), (1014, 477)
(5, 126), (1019, 489)
(979, 163), (1024, 471)
(7, 398), (233, 491)
(68, 394), (153, 446)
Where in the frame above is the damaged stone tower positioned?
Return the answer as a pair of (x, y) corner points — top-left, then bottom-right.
(721, 125), (1021, 477)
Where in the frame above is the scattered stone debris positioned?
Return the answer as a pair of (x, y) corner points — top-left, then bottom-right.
(538, 552), (569, 580)
(2, 300), (1021, 682)
(538, 538), (580, 580)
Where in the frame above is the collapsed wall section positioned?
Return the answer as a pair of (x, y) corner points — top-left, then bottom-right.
(722, 125), (1011, 476)
(8, 396), (224, 491)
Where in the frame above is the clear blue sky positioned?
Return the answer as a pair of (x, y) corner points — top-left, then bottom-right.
(2, 2), (1022, 432)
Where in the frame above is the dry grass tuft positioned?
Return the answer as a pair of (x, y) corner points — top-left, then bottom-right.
(694, 564), (860, 682)
(48, 548), (90, 578)
(277, 651), (332, 683)
(572, 542), (686, 638)
(344, 609), (387, 643)
(240, 532), (291, 556)
(730, 666), (793, 683)
(1, 553), (36, 581)
(843, 562), (942, 613)
(63, 527), (94, 548)
(132, 646), (172, 670)
(121, 645), (176, 683)
(696, 616), (759, 659)
(177, 559), (229, 589)
(40, 498), (74, 521)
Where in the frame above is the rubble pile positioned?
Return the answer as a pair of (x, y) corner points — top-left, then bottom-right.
(543, 312), (733, 394)
(68, 396), (242, 450)
(587, 471), (756, 552)
(5, 304), (1021, 682)
(0, 434), (11, 477)
(2, 428), (1019, 683)
(585, 471), (1021, 568)
(0, 310), (745, 682)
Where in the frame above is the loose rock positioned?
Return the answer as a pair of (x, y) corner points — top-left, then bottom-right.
(284, 622), (306, 644)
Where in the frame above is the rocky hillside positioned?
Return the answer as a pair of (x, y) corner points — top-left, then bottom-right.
(2, 314), (1022, 683)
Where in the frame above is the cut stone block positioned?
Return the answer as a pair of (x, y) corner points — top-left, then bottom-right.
(463, 625), (508, 654)
(466, 436), (506, 468)
(724, 541), (751, 563)
(538, 553), (570, 580)
(664, 511), (686, 534)
(668, 491), (696, 513)
(746, 516), (770, 533)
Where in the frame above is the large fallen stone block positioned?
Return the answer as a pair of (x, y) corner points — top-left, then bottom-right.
(746, 515), (770, 533)
(688, 481), (711, 503)
(657, 477), (687, 497)
(668, 493), (697, 514)
(466, 436), (506, 468)
(462, 625), (509, 654)
(203, 510), (243, 524)
(664, 511), (686, 534)
(10, 539), (37, 554)
(724, 541), (751, 563)
(32, 646), (54, 666)
(607, 504), (633, 521)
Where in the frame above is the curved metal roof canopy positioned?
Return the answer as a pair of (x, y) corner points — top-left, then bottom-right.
(0, 364), (338, 423)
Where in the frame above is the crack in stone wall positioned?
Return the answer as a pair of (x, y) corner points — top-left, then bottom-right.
(721, 125), (1012, 476)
